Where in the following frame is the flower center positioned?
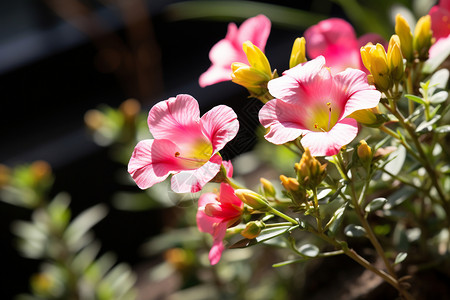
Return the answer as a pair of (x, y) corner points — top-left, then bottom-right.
(311, 102), (339, 132)
(174, 139), (213, 169)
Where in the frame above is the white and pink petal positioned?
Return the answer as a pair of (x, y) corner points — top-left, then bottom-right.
(201, 105), (239, 153)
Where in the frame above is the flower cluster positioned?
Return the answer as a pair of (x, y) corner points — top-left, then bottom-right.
(128, 7), (450, 299)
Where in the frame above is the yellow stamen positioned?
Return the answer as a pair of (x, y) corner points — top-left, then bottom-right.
(174, 152), (208, 163)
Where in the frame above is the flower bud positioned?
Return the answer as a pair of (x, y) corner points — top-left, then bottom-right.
(413, 15), (433, 61)
(231, 42), (274, 97)
(260, 178), (276, 198)
(235, 189), (270, 211)
(280, 175), (300, 192)
(387, 35), (404, 83)
(241, 220), (264, 239)
(294, 148), (327, 189)
(242, 41), (272, 77)
(360, 44), (391, 92)
(357, 140), (373, 168)
(395, 14), (413, 62)
(0, 164), (11, 188)
(289, 37), (307, 69)
(348, 106), (389, 128)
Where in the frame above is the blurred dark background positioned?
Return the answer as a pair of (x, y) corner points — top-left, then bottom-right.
(0, 0), (410, 298)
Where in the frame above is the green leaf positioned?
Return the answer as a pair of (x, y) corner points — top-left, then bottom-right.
(405, 94), (425, 105)
(64, 204), (108, 251)
(298, 244), (319, 257)
(423, 43), (450, 74)
(416, 115), (441, 133)
(430, 91), (448, 104)
(394, 252), (408, 265)
(436, 125), (450, 133)
(385, 186), (417, 209)
(229, 225), (298, 248)
(365, 197), (387, 212)
(344, 224), (366, 237)
(381, 145), (406, 181)
(327, 203), (347, 236)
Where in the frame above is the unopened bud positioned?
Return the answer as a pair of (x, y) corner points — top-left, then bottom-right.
(360, 44), (391, 92)
(241, 220), (264, 239)
(395, 14), (413, 62)
(289, 37), (307, 69)
(30, 161), (52, 184)
(260, 178), (276, 198)
(242, 41), (272, 77)
(295, 148), (327, 189)
(0, 164), (11, 188)
(280, 175), (300, 192)
(357, 140), (373, 168)
(413, 15), (433, 61)
(348, 106), (389, 128)
(387, 35), (404, 83)
(119, 98), (141, 122)
(235, 189), (270, 211)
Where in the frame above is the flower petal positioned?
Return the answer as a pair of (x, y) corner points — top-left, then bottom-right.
(128, 139), (183, 189)
(305, 18), (360, 72)
(301, 118), (358, 156)
(148, 94), (203, 144)
(237, 14), (271, 50)
(332, 69), (381, 118)
(201, 105), (239, 152)
(430, 3), (450, 40)
(222, 160), (234, 178)
(209, 222), (228, 265)
(268, 56), (331, 105)
(259, 99), (308, 144)
(219, 183), (243, 208)
(171, 154), (222, 193)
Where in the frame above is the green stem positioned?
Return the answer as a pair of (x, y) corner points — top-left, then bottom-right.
(349, 169), (397, 278)
(268, 207), (298, 225)
(312, 187), (323, 233)
(314, 231), (413, 300)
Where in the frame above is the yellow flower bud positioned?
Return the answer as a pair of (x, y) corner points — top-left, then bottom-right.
(242, 41), (272, 76)
(231, 41), (273, 97)
(348, 106), (388, 128)
(360, 44), (391, 92)
(295, 148), (327, 189)
(235, 189), (270, 211)
(357, 140), (373, 168)
(260, 178), (276, 198)
(279, 175), (300, 192)
(413, 15), (433, 61)
(395, 14), (413, 61)
(241, 220), (264, 239)
(289, 37), (307, 69)
(387, 35), (404, 83)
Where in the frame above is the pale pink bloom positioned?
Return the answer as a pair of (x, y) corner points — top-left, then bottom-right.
(199, 15), (271, 87)
(259, 56), (381, 156)
(128, 94), (239, 193)
(429, 0), (450, 58)
(196, 183), (243, 265)
(304, 18), (385, 73)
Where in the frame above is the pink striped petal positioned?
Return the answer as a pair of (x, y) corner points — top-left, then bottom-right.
(268, 56), (331, 105)
(201, 105), (239, 153)
(259, 99), (307, 144)
(209, 222), (228, 265)
(301, 118), (358, 156)
(332, 69), (381, 118)
(148, 94), (202, 143)
(222, 160), (234, 177)
(171, 154), (222, 193)
(128, 139), (183, 189)
(236, 14), (271, 50)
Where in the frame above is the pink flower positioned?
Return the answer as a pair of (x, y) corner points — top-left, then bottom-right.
(430, 0), (450, 40)
(429, 0), (450, 58)
(196, 183), (243, 265)
(128, 94), (239, 193)
(199, 15), (271, 87)
(304, 18), (385, 73)
(259, 56), (381, 156)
